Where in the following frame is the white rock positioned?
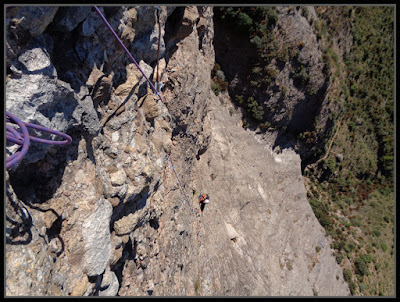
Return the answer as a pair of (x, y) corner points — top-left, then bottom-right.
(82, 198), (113, 276)
(99, 269), (119, 296)
(111, 131), (120, 142)
(110, 169), (127, 186)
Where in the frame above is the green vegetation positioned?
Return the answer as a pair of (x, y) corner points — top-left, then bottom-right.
(211, 63), (229, 96)
(194, 277), (201, 294)
(212, 7), (394, 295)
(304, 7), (394, 296)
(214, 7), (286, 125)
(344, 7), (394, 181)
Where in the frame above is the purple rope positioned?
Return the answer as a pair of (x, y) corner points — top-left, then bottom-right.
(6, 112), (30, 169)
(6, 111), (72, 169)
(93, 6), (164, 103)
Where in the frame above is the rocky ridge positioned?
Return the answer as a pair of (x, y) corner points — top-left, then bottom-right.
(6, 6), (349, 296)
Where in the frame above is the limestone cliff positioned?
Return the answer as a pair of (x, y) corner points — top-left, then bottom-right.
(5, 6), (349, 296)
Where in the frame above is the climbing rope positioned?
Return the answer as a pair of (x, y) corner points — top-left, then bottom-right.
(6, 111), (72, 169)
(96, 6), (198, 211)
(94, 6), (164, 103)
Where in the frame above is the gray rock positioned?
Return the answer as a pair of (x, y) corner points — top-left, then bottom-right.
(335, 153), (344, 162)
(133, 6), (157, 35)
(131, 28), (165, 64)
(54, 7), (91, 32)
(6, 73), (79, 164)
(138, 60), (153, 80)
(110, 169), (127, 186)
(7, 45), (100, 164)
(14, 6), (58, 37)
(17, 47), (57, 78)
(82, 7), (104, 36)
(79, 96), (101, 136)
(52, 271), (66, 287)
(99, 269), (119, 296)
(113, 211), (142, 235)
(128, 6), (167, 64)
(82, 198), (113, 276)
(216, 69), (225, 81)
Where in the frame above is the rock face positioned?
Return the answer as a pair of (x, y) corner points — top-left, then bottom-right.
(6, 5), (349, 297)
(189, 93), (349, 295)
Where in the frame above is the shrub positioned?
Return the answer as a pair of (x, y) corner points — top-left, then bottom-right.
(359, 283), (367, 293)
(247, 96), (264, 121)
(250, 35), (262, 49)
(343, 268), (352, 282)
(267, 10), (278, 28)
(360, 254), (373, 263)
(291, 65), (310, 87)
(349, 281), (357, 295)
(237, 12), (253, 32)
(336, 253), (344, 264)
(344, 241), (356, 253)
(301, 6), (309, 19)
(211, 81), (221, 96)
(326, 158), (336, 173)
(348, 121), (356, 132)
(355, 257), (369, 276)
(309, 199), (332, 229)
(381, 242), (388, 252)
(344, 197), (353, 206)
(372, 229), (381, 237)
(235, 95), (244, 105)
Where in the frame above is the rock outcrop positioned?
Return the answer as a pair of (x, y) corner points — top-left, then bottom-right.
(6, 5), (349, 296)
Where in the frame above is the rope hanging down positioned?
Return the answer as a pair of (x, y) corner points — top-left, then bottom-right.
(95, 7), (195, 210)
(6, 111), (72, 169)
(94, 6), (164, 103)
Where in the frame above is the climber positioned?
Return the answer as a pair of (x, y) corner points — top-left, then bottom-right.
(198, 193), (209, 212)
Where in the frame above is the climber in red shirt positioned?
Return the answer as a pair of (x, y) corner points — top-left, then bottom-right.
(198, 194), (209, 212)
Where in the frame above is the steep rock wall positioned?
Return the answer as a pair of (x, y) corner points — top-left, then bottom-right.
(6, 5), (349, 296)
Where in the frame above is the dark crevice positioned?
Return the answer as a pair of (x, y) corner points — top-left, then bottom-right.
(163, 7), (185, 66)
(110, 237), (137, 295)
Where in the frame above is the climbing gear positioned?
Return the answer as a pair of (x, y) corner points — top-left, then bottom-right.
(155, 81), (163, 96)
(6, 111), (72, 169)
(96, 6), (197, 212)
(94, 6), (165, 104)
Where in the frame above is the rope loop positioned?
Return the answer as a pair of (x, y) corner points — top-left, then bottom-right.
(6, 111), (72, 169)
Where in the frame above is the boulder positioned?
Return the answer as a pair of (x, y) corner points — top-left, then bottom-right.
(14, 6), (58, 37)
(6, 73), (78, 164)
(137, 94), (159, 121)
(54, 7), (91, 32)
(99, 268), (119, 296)
(82, 7), (104, 37)
(82, 198), (113, 276)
